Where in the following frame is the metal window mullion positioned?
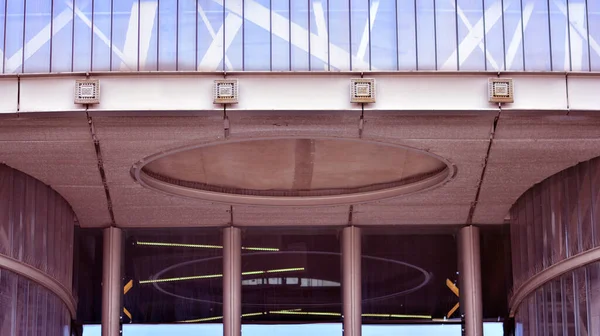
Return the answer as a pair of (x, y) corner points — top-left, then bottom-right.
(394, 0), (399, 70)
(307, 0), (311, 70)
(176, 0), (179, 71)
(414, 0), (418, 70)
(21, 0), (26, 73)
(2, 0), (7, 73)
(270, 0), (272, 71)
(288, 0), (291, 70)
(327, 0), (330, 70)
(90, 0), (94, 70)
(222, 0), (226, 72)
(49, 0), (54, 72)
(584, 0), (591, 70)
(500, 0), (506, 70)
(566, 0), (573, 71)
(480, 0), (486, 70)
(367, 0), (371, 70)
(136, 0), (140, 71)
(348, 0), (352, 70)
(433, 0), (438, 70)
(519, 0), (525, 70)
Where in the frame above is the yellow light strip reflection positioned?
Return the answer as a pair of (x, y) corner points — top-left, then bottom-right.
(269, 310), (342, 317)
(180, 310), (431, 323)
(140, 268), (305, 284)
(136, 241), (279, 251)
(180, 312), (266, 323)
(363, 313), (432, 319)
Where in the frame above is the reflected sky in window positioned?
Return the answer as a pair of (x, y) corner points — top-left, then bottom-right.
(84, 322), (503, 336)
(0, 0), (599, 72)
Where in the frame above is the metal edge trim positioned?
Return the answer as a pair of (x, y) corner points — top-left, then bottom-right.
(508, 245), (600, 318)
(0, 253), (76, 317)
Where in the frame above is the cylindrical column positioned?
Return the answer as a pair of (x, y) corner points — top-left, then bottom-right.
(223, 227), (241, 336)
(458, 225), (483, 336)
(343, 226), (361, 336)
(102, 227), (123, 336)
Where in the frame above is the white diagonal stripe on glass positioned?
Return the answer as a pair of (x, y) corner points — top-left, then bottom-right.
(5, 8), (72, 73)
(212, 0), (367, 70)
(198, 2), (233, 70)
(505, 1), (533, 70)
(66, 1), (131, 69)
(199, 13), (242, 70)
(357, 0), (379, 63)
(443, 0), (502, 70)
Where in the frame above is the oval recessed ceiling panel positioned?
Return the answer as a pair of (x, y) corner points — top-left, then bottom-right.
(131, 138), (454, 206)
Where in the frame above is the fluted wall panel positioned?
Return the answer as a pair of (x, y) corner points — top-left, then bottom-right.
(510, 156), (600, 336)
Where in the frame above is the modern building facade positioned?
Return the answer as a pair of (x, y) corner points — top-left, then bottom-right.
(1, 1), (600, 336)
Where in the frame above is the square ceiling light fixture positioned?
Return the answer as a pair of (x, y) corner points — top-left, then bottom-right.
(350, 78), (376, 103)
(488, 78), (514, 103)
(213, 79), (238, 104)
(74, 79), (100, 104)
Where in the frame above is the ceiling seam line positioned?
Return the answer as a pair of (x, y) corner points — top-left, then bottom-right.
(466, 110), (500, 224)
(86, 113), (117, 227)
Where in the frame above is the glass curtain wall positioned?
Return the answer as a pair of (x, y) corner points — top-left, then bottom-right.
(121, 228), (223, 334)
(240, 228), (342, 335)
(1, 0), (600, 73)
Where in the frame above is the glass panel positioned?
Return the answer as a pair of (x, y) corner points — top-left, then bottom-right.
(244, 0), (270, 70)
(589, 0), (600, 71)
(309, 0), (328, 71)
(23, 0), (51, 73)
(224, 0), (243, 71)
(51, 0), (74, 72)
(139, 0), (158, 71)
(503, 0), (524, 70)
(112, 0), (137, 70)
(290, 0), (309, 70)
(329, 0), (350, 71)
(457, 0), (485, 70)
(397, 0), (416, 70)
(0, 269), (70, 336)
(178, 0), (196, 70)
(567, 0), (589, 71)
(73, 228), (103, 324)
(435, 0), (457, 70)
(158, 0), (177, 70)
(5, 0), (25, 73)
(523, 0), (551, 70)
(72, 0), (92, 72)
(350, 0), (369, 70)
(416, 0), (436, 69)
(484, 0), (505, 70)
(241, 228), (342, 332)
(197, 0), (223, 71)
(362, 229), (458, 323)
(370, 0), (397, 70)
(549, 0), (569, 71)
(271, 0), (290, 71)
(0, 0), (4, 73)
(122, 228), (222, 326)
